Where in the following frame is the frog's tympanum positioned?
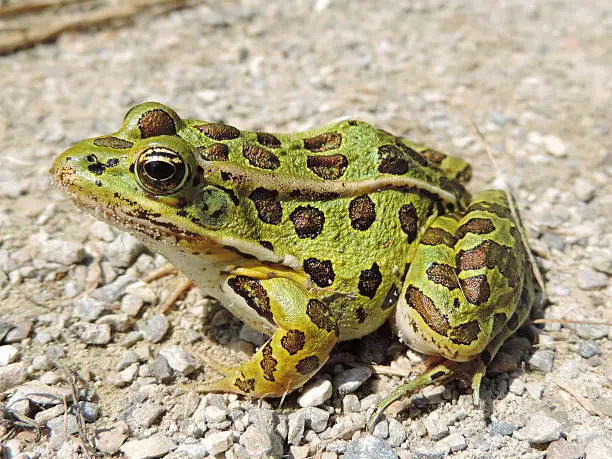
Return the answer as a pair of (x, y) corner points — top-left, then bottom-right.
(52, 103), (537, 419)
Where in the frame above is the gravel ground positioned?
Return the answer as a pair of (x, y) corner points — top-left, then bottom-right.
(1, 1), (611, 458)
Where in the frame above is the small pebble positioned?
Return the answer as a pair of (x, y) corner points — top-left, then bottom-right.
(287, 411), (305, 445)
(343, 393), (361, 413)
(423, 412), (449, 441)
(240, 424), (284, 458)
(138, 314), (169, 343)
(513, 413), (563, 443)
(300, 406), (330, 433)
(120, 433), (175, 459)
(105, 233), (145, 268)
(98, 313), (130, 332)
(546, 438), (584, 459)
(525, 381), (544, 399)
(121, 295), (146, 317)
(32, 355), (53, 371)
(0, 363), (26, 392)
(204, 404), (228, 423)
(577, 340), (600, 358)
(441, 432), (467, 452)
(47, 414), (79, 435)
(509, 379), (525, 396)
(4, 320), (33, 343)
(344, 436), (397, 459)
(543, 135), (567, 157)
(297, 378), (332, 407)
(73, 296), (107, 322)
(387, 418), (406, 447)
(38, 239), (86, 265)
(116, 350), (140, 371)
(158, 345), (200, 375)
(201, 430), (234, 455)
(149, 355), (173, 381)
(527, 350), (554, 373)
(124, 403), (166, 429)
(334, 366), (372, 395)
(577, 267), (609, 290)
(575, 323), (609, 340)
(372, 419), (389, 439)
(35, 405), (64, 424)
(0, 344), (19, 366)
(78, 401), (100, 422)
(108, 363), (139, 386)
(573, 178), (597, 202)
(70, 322), (111, 345)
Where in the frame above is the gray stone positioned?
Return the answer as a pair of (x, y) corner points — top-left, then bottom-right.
(344, 435), (398, 459)
(240, 424), (284, 458)
(116, 350), (140, 371)
(489, 419), (519, 436)
(121, 294), (146, 317)
(0, 363), (26, 392)
(91, 273), (136, 302)
(573, 178), (597, 202)
(335, 366), (372, 396)
(158, 345), (200, 375)
(373, 419), (389, 439)
(121, 331), (144, 347)
(105, 233), (145, 268)
(108, 363), (139, 386)
(98, 313), (130, 332)
(0, 344), (19, 366)
(290, 445), (310, 459)
(578, 340), (600, 358)
(39, 239), (86, 265)
(73, 296), (107, 322)
(527, 349), (555, 372)
(34, 405), (64, 424)
(3, 320), (33, 343)
(70, 321), (111, 345)
(120, 433), (175, 459)
(297, 378), (332, 407)
(149, 355), (172, 381)
(525, 381), (544, 399)
(95, 422), (129, 455)
(509, 378), (525, 395)
(32, 355), (52, 371)
(138, 314), (169, 343)
(204, 404), (227, 423)
(360, 393), (381, 411)
(423, 412), (449, 441)
(6, 391), (30, 416)
(584, 436), (612, 459)
(124, 403), (166, 429)
(440, 432), (467, 452)
(575, 323), (609, 340)
(513, 413), (563, 443)
(202, 431), (234, 455)
(287, 410), (305, 445)
(78, 401), (99, 422)
(343, 393), (361, 413)
(543, 135), (567, 157)
(577, 267), (608, 290)
(47, 414), (79, 434)
(546, 438), (583, 459)
(387, 418), (406, 447)
(300, 406), (330, 433)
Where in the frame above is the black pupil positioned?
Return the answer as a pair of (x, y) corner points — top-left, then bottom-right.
(144, 160), (175, 180)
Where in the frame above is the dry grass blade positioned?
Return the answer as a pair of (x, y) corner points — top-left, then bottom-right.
(0, 0), (85, 18)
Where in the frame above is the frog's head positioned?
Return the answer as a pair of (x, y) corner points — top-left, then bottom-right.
(51, 102), (242, 257)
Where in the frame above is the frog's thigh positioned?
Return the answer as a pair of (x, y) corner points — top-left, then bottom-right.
(200, 275), (339, 398)
(395, 190), (526, 362)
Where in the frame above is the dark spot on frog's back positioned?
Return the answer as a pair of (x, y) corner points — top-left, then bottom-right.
(256, 132), (282, 148)
(87, 158), (120, 176)
(396, 140), (429, 167)
(196, 143), (229, 161)
(349, 195), (376, 231)
(296, 355), (320, 374)
(234, 377), (255, 393)
(290, 205), (325, 239)
(195, 123), (240, 141)
(303, 258), (335, 287)
(281, 329), (306, 355)
(356, 307), (367, 323)
(358, 263), (383, 299)
(260, 342), (277, 382)
(420, 149), (446, 164)
(382, 284), (399, 309)
(398, 203), (418, 243)
(93, 136), (133, 149)
(242, 145), (280, 170)
(405, 285), (450, 336)
(456, 218), (496, 239)
(377, 144), (409, 175)
(303, 132), (342, 152)
(306, 154), (348, 179)
(450, 320), (481, 345)
(306, 299), (337, 334)
(249, 188), (282, 225)
(460, 274), (491, 305)
(138, 109), (176, 138)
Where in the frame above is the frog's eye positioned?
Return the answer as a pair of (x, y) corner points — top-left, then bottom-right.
(135, 147), (188, 195)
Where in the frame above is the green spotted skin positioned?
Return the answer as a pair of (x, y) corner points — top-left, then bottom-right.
(51, 102), (535, 407)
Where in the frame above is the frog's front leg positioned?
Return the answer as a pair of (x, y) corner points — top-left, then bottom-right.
(198, 268), (339, 398)
(373, 190), (534, 424)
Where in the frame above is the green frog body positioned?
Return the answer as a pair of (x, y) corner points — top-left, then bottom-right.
(52, 102), (536, 415)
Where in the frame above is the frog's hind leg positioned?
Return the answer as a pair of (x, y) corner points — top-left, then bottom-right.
(197, 273), (339, 398)
(372, 190), (535, 426)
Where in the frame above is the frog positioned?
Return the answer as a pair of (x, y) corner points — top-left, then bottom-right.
(51, 102), (537, 421)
